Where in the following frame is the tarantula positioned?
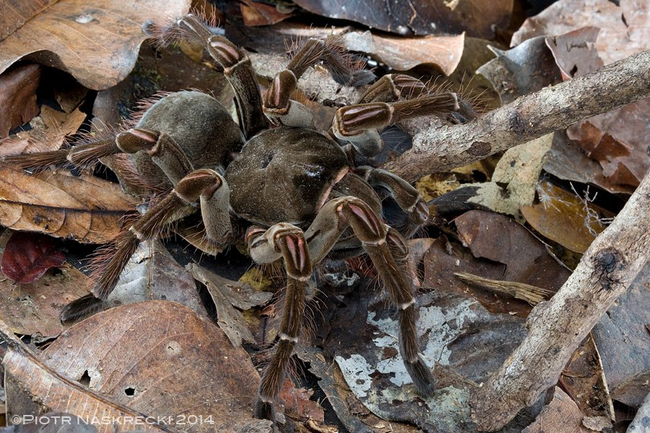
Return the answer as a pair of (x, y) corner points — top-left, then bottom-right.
(5, 14), (477, 423)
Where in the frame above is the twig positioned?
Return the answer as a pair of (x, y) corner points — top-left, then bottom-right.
(468, 169), (650, 431)
(454, 272), (554, 305)
(382, 50), (650, 183)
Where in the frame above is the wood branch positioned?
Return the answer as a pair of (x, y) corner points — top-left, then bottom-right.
(382, 49), (650, 183)
(468, 169), (650, 431)
(454, 272), (554, 305)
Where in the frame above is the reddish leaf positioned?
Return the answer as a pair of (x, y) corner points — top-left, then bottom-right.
(1, 231), (65, 283)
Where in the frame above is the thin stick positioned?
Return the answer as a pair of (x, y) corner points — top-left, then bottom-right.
(382, 50), (650, 182)
(469, 169), (650, 431)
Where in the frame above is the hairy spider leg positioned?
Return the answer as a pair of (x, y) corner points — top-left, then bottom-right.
(262, 37), (373, 128)
(246, 196), (435, 423)
(245, 224), (312, 422)
(176, 14), (268, 139)
(355, 166), (430, 238)
(305, 196), (435, 396)
(60, 130), (232, 321)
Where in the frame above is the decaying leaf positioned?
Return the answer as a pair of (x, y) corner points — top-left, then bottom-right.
(559, 335), (614, 423)
(293, 0), (512, 38)
(189, 263), (272, 346)
(477, 37), (562, 104)
(421, 212), (571, 315)
(0, 230), (90, 341)
(566, 98), (650, 188)
(0, 0), (191, 90)
(511, 0), (650, 190)
(512, 0), (648, 65)
(454, 211), (571, 287)
(0, 318), (169, 432)
(0, 106), (87, 157)
(522, 387), (591, 433)
(278, 379), (325, 424)
(545, 27), (603, 80)
(0, 166), (136, 244)
(106, 240), (207, 317)
(592, 260), (650, 407)
(343, 31), (465, 75)
(298, 347), (422, 433)
(0, 63), (41, 138)
(463, 134), (554, 217)
(240, 0), (293, 26)
(521, 180), (612, 253)
(543, 131), (635, 195)
(2, 301), (272, 432)
(330, 288), (528, 431)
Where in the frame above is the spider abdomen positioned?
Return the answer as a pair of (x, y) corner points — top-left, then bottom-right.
(132, 91), (244, 188)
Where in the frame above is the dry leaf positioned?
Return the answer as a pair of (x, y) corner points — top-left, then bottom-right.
(545, 27), (603, 80)
(343, 31), (465, 75)
(0, 0), (191, 90)
(558, 335), (614, 422)
(566, 99), (650, 188)
(0, 319), (169, 432)
(106, 240), (207, 317)
(24, 301), (270, 432)
(543, 131), (635, 195)
(522, 387), (591, 433)
(0, 107), (87, 157)
(477, 37), (562, 105)
(0, 166), (136, 244)
(521, 180), (611, 253)
(240, 0), (293, 26)
(511, 0), (650, 190)
(0, 63), (41, 138)
(512, 0), (648, 65)
(293, 0), (512, 38)
(463, 134), (554, 216)
(189, 263), (272, 346)
(453, 210), (570, 290)
(330, 289), (526, 431)
(278, 379), (325, 424)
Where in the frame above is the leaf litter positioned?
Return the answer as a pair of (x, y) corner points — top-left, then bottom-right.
(0, 1), (648, 432)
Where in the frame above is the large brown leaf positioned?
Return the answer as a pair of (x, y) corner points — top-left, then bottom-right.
(0, 166), (137, 244)
(0, 64), (41, 137)
(293, 0), (512, 38)
(40, 301), (268, 432)
(2, 302), (271, 432)
(0, 0), (191, 90)
(343, 31), (465, 75)
(1, 318), (168, 432)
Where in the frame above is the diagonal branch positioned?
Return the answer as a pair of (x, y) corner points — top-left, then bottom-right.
(381, 49), (650, 183)
(468, 168), (650, 431)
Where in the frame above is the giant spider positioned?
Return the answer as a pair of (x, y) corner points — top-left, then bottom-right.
(4, 14), (477, 424)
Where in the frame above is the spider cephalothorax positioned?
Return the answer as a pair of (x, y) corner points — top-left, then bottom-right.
(4, 14), (478, 424)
